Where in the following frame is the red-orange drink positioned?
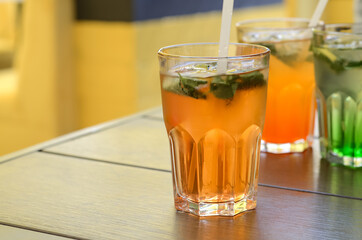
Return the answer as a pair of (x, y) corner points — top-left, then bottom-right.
(158, 43), (270, 216)
(237, 18), (319, 153)
(262, 42), (315, 147)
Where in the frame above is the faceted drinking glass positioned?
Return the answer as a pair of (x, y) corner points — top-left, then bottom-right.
(158, 43), (270, 216)
(313, 23), (362, 168)
(236, 18), (322, 153)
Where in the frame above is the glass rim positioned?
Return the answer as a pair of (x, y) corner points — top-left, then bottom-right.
(313, 23), (362, 37)
(235, 17), (319, 30)
(157, 42), (270, 59)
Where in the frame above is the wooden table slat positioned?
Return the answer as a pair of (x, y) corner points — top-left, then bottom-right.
(0, 107), (161, 163)
(0, 225), (70, 240)
(44, 114), (362, 199)
(0, 152), (361, 240)
(44, 118), (171, 171)
(259, 145), (362, 199)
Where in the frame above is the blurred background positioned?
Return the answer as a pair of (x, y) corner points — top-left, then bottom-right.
(0, 0), (359, 155)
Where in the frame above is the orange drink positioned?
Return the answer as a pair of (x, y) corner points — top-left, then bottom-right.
(158, 43), (270, 216)
(237, 18), (320, 153)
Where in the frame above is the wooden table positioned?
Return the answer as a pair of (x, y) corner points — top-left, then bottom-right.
(0, 108), (361, 240)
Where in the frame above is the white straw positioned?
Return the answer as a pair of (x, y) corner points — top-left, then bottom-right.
(308, 0), (329, 27)
(217, 0), (234, 74)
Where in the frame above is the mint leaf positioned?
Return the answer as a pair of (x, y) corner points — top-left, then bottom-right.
(346, 60), (362, 68)
(210, 76), (238, 99)
(313, 48), (346, 73)
(178, 73), (207, 99)
(165, 71), (266, 100)
(262, 43), (300, 66)
(210, 71), (266, 99)
(237, 71), (266, 90)
(163, 81), (185, 96)
(179, 74), (207, 88)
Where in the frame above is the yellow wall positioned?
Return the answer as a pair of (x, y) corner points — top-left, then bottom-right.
(0, 3), (16, 50)
(322, 0), (354, 23)
(0, 2), (286, 155)
(0, 0), (76, 155)
(74, 22), (138, 127)
(285, 0), (354, 23)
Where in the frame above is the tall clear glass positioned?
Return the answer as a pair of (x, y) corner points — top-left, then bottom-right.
(158, 43), (270, 216)
(313, 23), (362, 168)
(236, 18), (320, 153)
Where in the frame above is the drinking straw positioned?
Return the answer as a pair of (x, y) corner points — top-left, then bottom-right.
(217, 0), (234, 74)
(308, 0), (329, 27)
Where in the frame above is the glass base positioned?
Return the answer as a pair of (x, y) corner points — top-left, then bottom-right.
(326, 151), (362, 168)
(174, 194), (256, 217)
(261, 139), (310, 154)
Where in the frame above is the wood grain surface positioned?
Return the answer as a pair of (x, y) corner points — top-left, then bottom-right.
(260, 146), (362, 199)
(44, 118), (171, 171)
(44, 113), (362, 199)
(0, 225), (70, 240)
(0, 152), (361, 240)
(0, 107), (161, 164)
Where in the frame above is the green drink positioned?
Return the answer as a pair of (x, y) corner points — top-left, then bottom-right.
(313, 24), (362, 168)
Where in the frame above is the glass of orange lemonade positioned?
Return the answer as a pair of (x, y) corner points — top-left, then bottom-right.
(237, 18), (321, 153)
(158, 43), (270, 216)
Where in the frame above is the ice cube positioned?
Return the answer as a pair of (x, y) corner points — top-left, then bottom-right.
(170, 61), (217, 78)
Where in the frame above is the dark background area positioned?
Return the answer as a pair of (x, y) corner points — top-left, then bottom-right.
(75, 0), (283, 22)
